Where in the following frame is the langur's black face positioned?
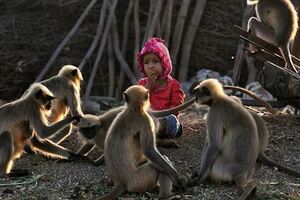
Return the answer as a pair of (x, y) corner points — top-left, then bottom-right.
(35, 89), (54, 110)
(71, 69), (83, 85)
(79, 125), (98, 139)
(44, 95), (54, 110)
(194, 86), (213, 106)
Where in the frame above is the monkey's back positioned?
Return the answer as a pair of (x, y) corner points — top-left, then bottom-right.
(256, 0), (298, 44)
(104, 108), (155, 185)
(94, 106), (125, 148)
(0, 99), (37, 134)
(41, 76), (70, 99)
(250, 111), (269, 155)
(207, 97), (259, 173)
(99, 106), (124, 130)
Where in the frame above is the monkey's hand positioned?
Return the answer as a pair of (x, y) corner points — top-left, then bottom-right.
(68, 152), (91, 163)
(186, 172), (201, 187)
(71, 116), (81, 125)
(173, 176), (187, 193)
(92, 155), (105, 166)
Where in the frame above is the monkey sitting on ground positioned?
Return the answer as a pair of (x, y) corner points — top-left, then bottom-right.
(99, 85), (185, 199)
(77, 106), (125, 166)
(0, 83), (80, 177)
(231, 95), (300, 177)
(77, 97), (197, 166)
(39, 64), (84, 143)
(190, 81), (300, 177)
(246, 0), (299, 81)
(187, 79), (259, 200)
(22, 65), (85, 157)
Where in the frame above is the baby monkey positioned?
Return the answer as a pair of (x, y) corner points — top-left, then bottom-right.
(247, 0), (299, 73)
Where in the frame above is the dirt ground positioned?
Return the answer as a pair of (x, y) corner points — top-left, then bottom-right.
(0, 105), (299, 200)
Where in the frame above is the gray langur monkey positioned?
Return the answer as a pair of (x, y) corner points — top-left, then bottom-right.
(77, 106), (125, 166)
(246, 0), (299, 82)
(231, 96), (300, 177)
(77, 97), (196, 165)
(22, 65), (85, 158)
(99, 85), (185, 199)
(190, 81), (279, 114)
(0, 83), (80, 177)
(188, 79), (259, 200)
(40, 64), (84, 143)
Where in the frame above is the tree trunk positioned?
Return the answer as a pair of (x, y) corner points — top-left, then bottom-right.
(170, 0), (191, 75)
(161, 0), (173, 47)
(178, 0), (206, 82)
(147, 0), (163, 40)
(133, 0), (141, 76)
(142, 0), (155, 44)
(116, 0), (134, 99)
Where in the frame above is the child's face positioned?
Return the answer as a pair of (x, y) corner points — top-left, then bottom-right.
(143, 53), (163, 78)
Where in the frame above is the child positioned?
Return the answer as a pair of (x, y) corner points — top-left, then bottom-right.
(136, 37), (185, 139)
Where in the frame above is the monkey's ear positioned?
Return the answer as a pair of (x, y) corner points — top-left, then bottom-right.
(35, 89), (44, 100)
(47, 95), (55, 101)
(145, 91), (149, 100)
(71, 69), (78, 77)
(123, 92), (129, 103)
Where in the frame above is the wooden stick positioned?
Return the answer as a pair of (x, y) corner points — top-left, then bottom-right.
(108, 34), (115, 97)
(133, 0), (141, 76)
(142, 0), (155, 44)
(147, 0), (163, 39)
(110, 16), (137, 84)
(84, 0), (118, 101)
(170, 0), (191, 75)
(115, 0), (134, 99)
(35, 0), (98, 82)
(161, 0), (174, 47)
(178, 0), (207, 82)
(79, 0), (108, 70)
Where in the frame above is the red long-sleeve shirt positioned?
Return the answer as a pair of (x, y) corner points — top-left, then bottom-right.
(138, 78), (185, 115)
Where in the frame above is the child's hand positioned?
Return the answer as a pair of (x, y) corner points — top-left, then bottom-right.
(146, 72), (158, 90)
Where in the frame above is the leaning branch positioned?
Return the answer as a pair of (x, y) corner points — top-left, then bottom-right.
(79, 0), (108, 70)
(84, 0), (118, 101)
(35, 0), (99, 81)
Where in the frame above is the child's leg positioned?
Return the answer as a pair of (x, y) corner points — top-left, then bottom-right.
(157, 115), (182, 138)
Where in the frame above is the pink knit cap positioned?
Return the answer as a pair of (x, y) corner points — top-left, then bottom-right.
(137, 37), (172, 79)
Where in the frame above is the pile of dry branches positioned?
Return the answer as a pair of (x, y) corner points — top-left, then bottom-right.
(0, 0), (243, 100)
